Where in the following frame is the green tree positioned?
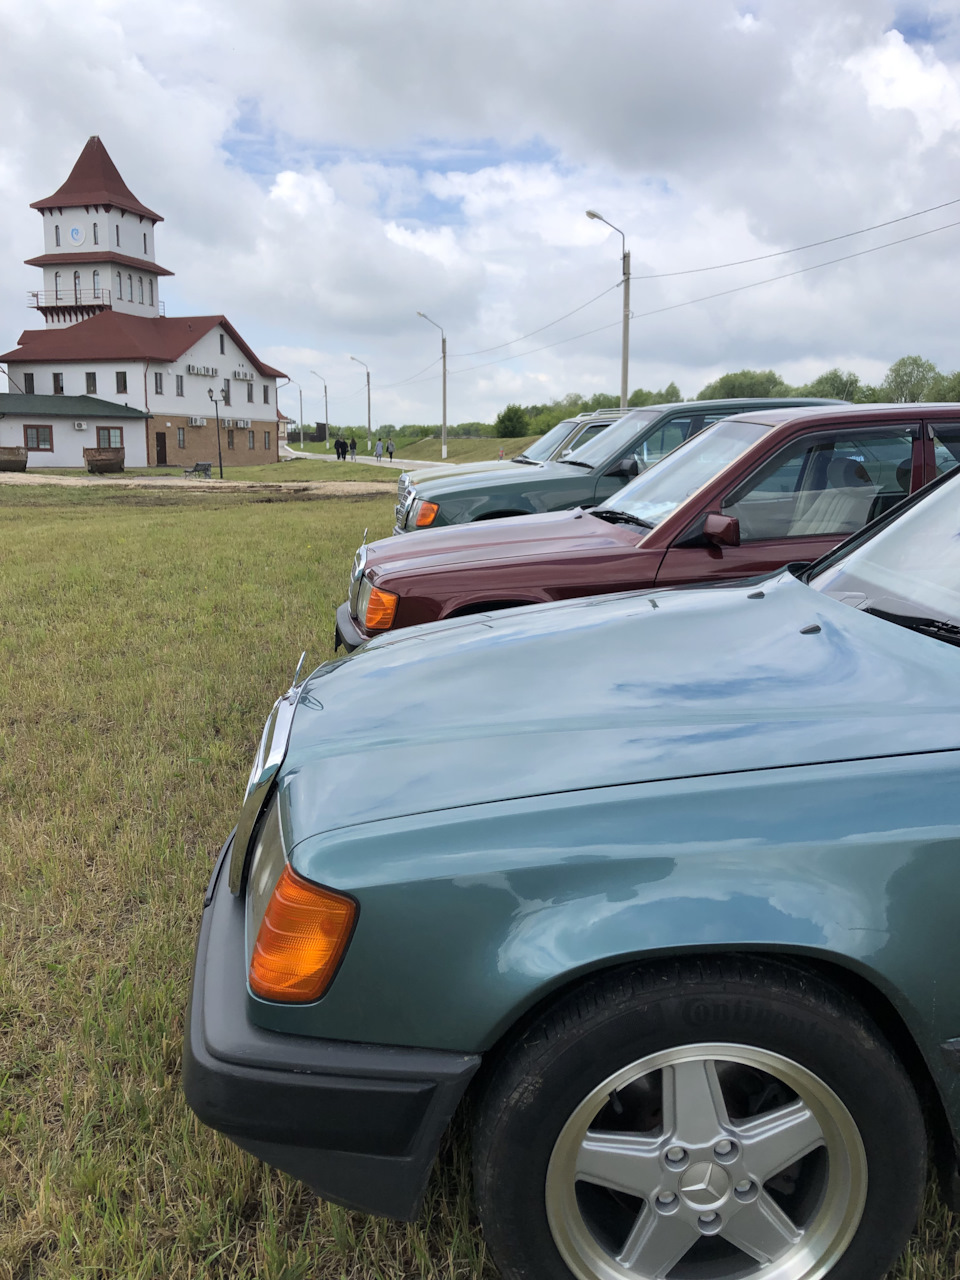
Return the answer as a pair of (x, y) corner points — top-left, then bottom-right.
(927, 369), (960, 401)
(696, 369), (792, 400)
(798, 368), (862, 401)
(495, 403), (528, 437)
(629, 381), (682, 407)
(881, 355), (939, 403)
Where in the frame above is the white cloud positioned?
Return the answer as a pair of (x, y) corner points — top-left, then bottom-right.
(3, 0), (960, 426)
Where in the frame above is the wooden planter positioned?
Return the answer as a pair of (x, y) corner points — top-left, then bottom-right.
(0, 446), (28, 472)
(83, 447), (125, 474)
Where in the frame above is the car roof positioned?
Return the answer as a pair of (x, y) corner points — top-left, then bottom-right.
(719, 402), (960, 428)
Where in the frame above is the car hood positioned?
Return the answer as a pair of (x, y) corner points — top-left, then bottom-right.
(368, 508), (632, 579)
(405, 460), (523, 485)
(411, 458), (574, 499)
(279, 572), (960, 847)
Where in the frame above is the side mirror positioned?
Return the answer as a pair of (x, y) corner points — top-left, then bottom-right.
(606, 456), (639, 479)
(703, 513), (741, 547)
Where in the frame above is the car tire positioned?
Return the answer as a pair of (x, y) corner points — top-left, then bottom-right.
(472, 957), (925, 1280)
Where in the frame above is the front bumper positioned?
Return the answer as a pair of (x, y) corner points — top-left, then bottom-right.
(183, 833), (481, 1220)
(334, 601), (370, 652)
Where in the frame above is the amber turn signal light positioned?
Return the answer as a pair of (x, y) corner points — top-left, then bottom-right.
(249, 865), (356, 1002)
(415, 501), (440, 527)
(364, 585), (399, 630)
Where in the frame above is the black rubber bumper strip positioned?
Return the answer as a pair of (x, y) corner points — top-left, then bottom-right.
(183, 833), (481, 1220)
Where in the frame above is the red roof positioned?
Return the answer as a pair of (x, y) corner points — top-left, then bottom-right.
(0, 310), (286, 379)
(31, 137), (162, 222)
(25, 250), (174, 277)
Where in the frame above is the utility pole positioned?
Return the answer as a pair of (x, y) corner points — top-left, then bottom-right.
(350, 356), (372, 449)
(586, 210), (631, 408)
(310, 371), (330, 448)
(417, 311), (447, 459)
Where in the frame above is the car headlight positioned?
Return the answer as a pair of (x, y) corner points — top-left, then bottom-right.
(357, 575), (399, 630)
(408, 497), (440, 528)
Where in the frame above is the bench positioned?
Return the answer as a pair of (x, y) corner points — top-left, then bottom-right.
(183, 462), (213, 479)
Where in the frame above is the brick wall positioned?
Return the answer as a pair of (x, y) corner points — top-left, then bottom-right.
(148, 416), (280, 468)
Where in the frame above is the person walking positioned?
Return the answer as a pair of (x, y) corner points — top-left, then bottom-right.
(386, 437), (395, 462)
(375, 437), (383, 463)
(349, 436), (357, 462)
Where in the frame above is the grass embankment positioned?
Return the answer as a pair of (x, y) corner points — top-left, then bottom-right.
(0, 486), (489, 1280)
(296, 437), (542, 464)
(1, 486), (958, 1279)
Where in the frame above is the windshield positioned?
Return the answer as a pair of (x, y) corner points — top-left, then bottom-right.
(563, 410), (659, 467)
(597, 417), (775, 527)
(810, 475), (960, 628)
(517, 418), (579, 463)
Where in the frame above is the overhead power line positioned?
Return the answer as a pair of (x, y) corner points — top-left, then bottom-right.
(443, 215), (960, 378)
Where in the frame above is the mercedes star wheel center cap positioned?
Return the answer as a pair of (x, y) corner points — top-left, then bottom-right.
(678, 1162), (730, 1210)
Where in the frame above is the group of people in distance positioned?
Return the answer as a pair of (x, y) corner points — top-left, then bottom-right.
(333, 435), (395, 462)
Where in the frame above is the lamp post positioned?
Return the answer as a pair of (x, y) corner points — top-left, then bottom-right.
(586, 210), (631, 409)
(207, 387), (225, 479)
(284, 378), (304, 445)
(417, 311), (447, 460)
(349, 355), (372, 450)
(310, 370), (330, 449)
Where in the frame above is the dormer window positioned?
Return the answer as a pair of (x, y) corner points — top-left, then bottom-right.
(55, 224), (60, 247)
(93, 222), (99, 246)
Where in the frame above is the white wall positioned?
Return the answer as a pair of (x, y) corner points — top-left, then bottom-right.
(0, 414), (149, 467)
(42, 207), (156, 262)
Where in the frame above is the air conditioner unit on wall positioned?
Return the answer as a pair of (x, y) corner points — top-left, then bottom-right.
(73, 420), (87, 431)
(187, 416), (207, 427)
(237, 418), (252, 429)
(233, 370), (254, 381)
(222, 418), (234, 428)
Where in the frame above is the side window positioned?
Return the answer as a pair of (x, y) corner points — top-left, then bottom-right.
(629, 417), (693, 469)
(721, 430), (915, 541)
(567, 423), (606, 451)
(930, 423), (960, 476)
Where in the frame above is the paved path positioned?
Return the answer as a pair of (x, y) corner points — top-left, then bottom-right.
(0, 470), (394, 496)
(281, 445), (448, 470)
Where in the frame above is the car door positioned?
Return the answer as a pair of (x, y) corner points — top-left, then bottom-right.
(654, 424), (922, 588)
(924, 420), (960, 482)
(590, 412), (728, 506)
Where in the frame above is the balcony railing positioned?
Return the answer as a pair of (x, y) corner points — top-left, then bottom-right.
(30, 288), (112, 308)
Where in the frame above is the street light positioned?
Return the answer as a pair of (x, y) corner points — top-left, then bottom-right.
(417, 311), (447, 460)
(207, 386), (225, 479)
(310, 370), (330, 450)
(349, 355), (372, 450)
(586, 210), (631, 409)
(285, 378), (304, 444)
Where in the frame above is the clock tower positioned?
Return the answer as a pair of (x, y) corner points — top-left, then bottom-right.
(25, 136), (174, 328)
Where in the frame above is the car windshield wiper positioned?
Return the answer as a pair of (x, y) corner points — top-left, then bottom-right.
(591, 508), (653, 529)
(511, 454), (537, 464)
(557, 457), (594, 469)
(865, 606), (960, 648)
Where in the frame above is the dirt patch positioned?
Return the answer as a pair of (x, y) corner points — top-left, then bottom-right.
(0, 471), (394, 497)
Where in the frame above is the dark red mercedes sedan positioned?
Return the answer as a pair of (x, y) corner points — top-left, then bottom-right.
(335, 404), (960, 650)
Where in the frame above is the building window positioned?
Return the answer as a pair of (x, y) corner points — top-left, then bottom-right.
(263, 385), (270, 404)
(148, 279), (154, 306)
(97, 426), (123, 449)
(175, 374), (184, 397)
(74, 270), (81, 301)
(52, 372), (64, 395)
(24, 425), (53, 451)
(55, 224), (60, 247)
(116, 271), (122, 299)
(222, 378), (231, 407)
(23, 372), (34, 395)
(126, 275), (133, 302)
(248, 430), (255, 450)
(219, 334), (225, 355)
(138, 277), (144, 304)
(93, 222), (99, 246)
(264, 431), (271, 450)
(154, 371), (163, 395)
(54, 271), (62, 300)
(92, 269), (100, 298)
(246, 381), (254, 403)
(116, 223), (120, 247)
(227, 429), (235, 450)
(177, 427), (185, 449)
(143, 231), (148, 253)
(116, 371), (127, 394)
(85, 372), (97, 394)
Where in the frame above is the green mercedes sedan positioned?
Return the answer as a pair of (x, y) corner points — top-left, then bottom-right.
(185, 467), (960, 1280)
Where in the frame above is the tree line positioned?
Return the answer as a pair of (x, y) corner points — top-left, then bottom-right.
(493, 355), (960, 437)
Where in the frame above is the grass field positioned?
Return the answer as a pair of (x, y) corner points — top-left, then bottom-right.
(1, 484), (959, 1279)
(37, 460), (389, 485)
(295, 437), (542, 464)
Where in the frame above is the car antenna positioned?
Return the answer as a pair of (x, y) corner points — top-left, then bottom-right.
(289, 650), (307, 692)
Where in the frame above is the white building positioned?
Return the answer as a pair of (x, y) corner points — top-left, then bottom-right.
(0, 137), (285, 468)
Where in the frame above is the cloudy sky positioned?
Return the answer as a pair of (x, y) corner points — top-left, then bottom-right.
(2, 0), (960, 427)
